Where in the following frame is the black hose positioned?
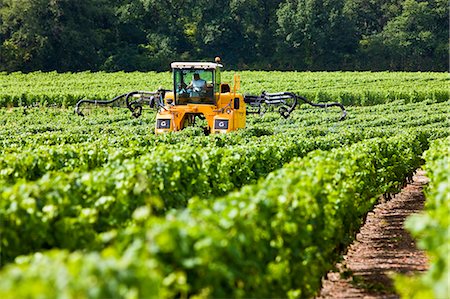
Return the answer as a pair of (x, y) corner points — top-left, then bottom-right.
(296, 95), (347, 121)
(75, 90), (164, 117)
(75, 93), (129, 116)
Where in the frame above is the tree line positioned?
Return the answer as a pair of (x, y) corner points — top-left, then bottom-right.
(0, 0), (447, 72)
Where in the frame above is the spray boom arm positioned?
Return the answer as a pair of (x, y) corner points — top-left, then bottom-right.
(244, 92), (347, 121)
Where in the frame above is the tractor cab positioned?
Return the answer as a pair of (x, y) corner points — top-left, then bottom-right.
(171, 62), (222, 105)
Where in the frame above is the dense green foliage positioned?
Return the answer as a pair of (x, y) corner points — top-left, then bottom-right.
(0, 0), (448, 72)
(0, 71), (448, 297)
(395, 137), (450, 299)
(0, 134), (429, 298)
(0, 71), (448, 107)
(1, 97), (449, 266)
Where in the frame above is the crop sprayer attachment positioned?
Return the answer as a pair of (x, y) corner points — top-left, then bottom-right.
(244, 92), (347, 121)
(74, 57), (347, 134)
(76, 90), (347, 122)
(75, 89), (168, 118)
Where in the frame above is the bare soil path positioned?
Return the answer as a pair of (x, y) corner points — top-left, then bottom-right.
(317, 170), (429, 299)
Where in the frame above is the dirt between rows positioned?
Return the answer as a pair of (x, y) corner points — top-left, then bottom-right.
(317, 170), (429, 299)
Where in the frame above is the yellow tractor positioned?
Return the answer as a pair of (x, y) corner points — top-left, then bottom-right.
(75, 57), (346, 133)
(154, 59), (246, 134)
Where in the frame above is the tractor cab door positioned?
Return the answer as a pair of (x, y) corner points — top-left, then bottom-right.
(174, 69), (215, 105)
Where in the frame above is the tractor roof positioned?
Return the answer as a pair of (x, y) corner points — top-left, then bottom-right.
(171, 62), (223, 70)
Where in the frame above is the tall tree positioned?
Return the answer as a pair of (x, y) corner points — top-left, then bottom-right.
(227, 0), (285, 68)
(103, 0), (202, 71)
(0, 0), (447, 71)
(344, 0), (404, 37)
(362, 0), (449, 70)
(0, 0), (114, 71)
(276, 0), (358, 70)
(191, 0), (254, 67)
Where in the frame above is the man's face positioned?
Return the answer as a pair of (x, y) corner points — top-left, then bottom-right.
(193, 74), (200, 80)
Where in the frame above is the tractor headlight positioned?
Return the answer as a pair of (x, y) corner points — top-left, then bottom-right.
(157, 119), (171, 129)
(214, 119), (229, 130)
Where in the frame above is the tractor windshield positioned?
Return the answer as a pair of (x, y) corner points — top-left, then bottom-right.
(174, 69), (215, 105)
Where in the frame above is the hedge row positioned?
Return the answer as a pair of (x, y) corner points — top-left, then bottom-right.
(0, 71), (448, 107)
(0, 131), (369, 265)
(395, 137), (450, 298)
(0, 134), (425, 298)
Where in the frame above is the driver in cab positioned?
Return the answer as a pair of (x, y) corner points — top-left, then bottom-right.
(187, 73), (206, 97)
